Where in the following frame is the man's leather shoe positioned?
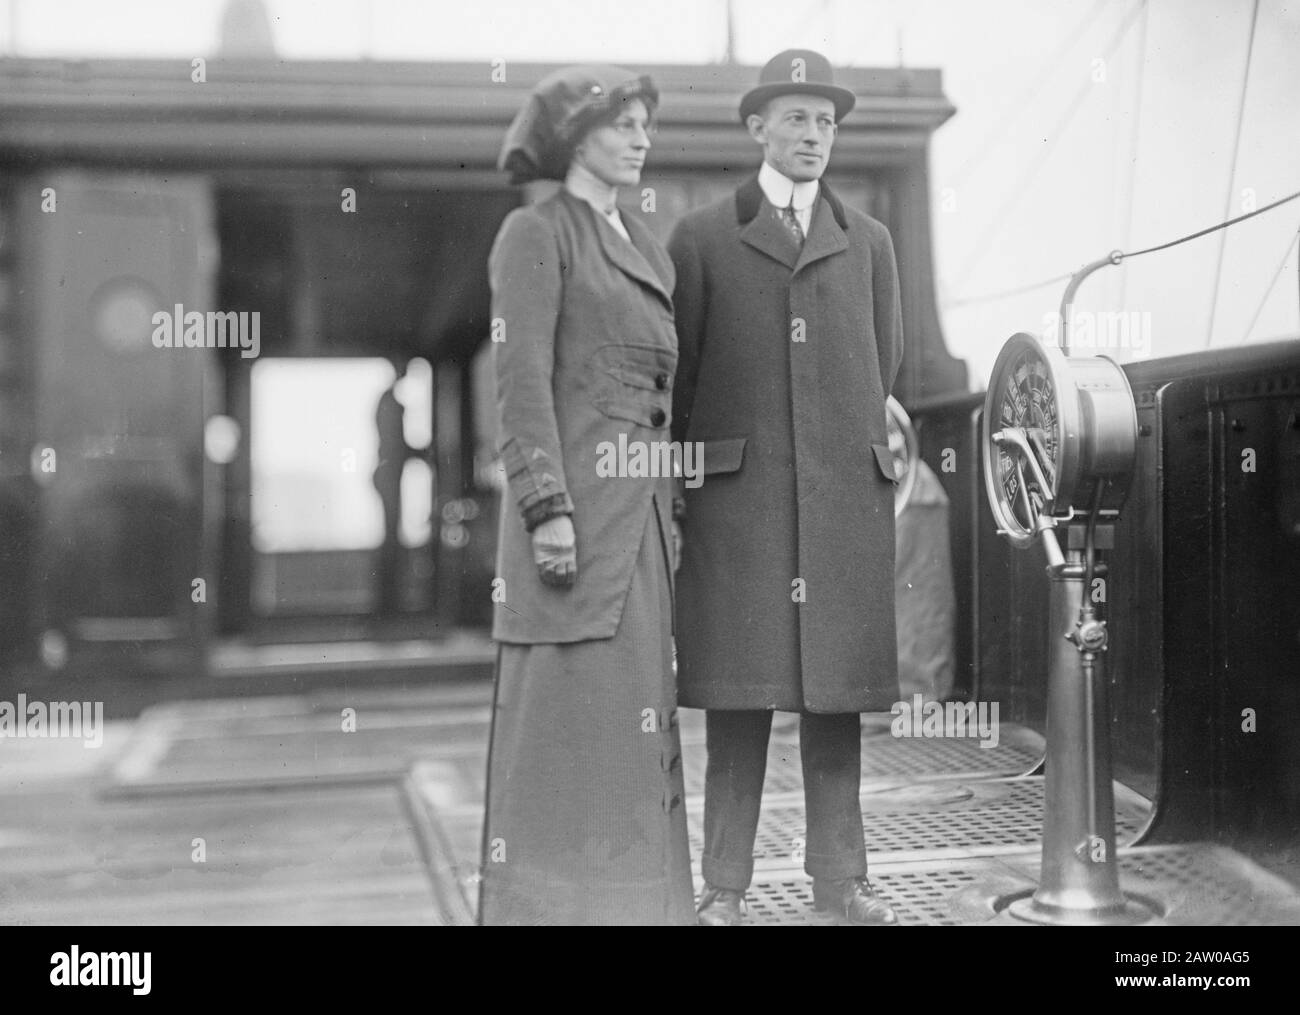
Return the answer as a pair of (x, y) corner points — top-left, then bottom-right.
(697, 885), (746, 926)
(811, 876), (898, 925)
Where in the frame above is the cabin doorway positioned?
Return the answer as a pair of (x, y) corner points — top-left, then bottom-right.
(212, 174), (518, 642)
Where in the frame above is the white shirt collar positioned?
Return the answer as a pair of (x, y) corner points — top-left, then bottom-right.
(601, 206), (631, 242)
(758, 161), (819, 213)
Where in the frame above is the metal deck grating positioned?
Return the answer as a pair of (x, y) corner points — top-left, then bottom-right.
(1116, 846), (1300, 926)
(856, 730), (1043, 781)
(686, 777), (1149, 865)
(738, 845), (1300, 926)
(679, 718), (1045, 796)
(389, 701), (1300, 926)
(736, 868), (988, 926)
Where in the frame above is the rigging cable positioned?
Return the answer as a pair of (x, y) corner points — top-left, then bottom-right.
(943, 271), (1075, 309)
(1123, 187), (1300, 260)
(1205, 0), (1262, 348)
(945, 186), (1300, 309)
(947, 0), (1110, 190)
(1117, 0), (1150, 310)
(1239, 222), (1300, 345)
(948, 0), (1149, 295)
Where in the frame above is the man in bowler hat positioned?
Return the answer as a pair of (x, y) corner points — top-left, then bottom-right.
(669, 49), (904, 925)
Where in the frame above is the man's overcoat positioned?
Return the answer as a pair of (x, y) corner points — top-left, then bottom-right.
(668, 175), (903, 713)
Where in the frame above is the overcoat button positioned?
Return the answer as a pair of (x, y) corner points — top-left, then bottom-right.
(650, 408), (666, 427)
(654, 373), (669, 390)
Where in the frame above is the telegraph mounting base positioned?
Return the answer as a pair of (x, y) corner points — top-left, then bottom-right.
(1014, 534), (1156, 926)
(1005, 892), (1158, 926)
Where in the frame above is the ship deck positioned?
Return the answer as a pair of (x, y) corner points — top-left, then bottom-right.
(3, 677), (1298, 926)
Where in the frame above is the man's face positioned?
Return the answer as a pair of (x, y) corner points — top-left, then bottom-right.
(747, 94), (837, 182)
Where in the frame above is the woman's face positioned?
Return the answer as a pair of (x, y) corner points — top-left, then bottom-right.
(573, 97), (653, 188)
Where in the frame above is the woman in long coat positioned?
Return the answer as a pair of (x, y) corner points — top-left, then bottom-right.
(477, 66), (695, 925)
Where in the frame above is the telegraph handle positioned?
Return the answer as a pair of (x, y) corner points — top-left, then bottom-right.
(992, 427), (1066, 568)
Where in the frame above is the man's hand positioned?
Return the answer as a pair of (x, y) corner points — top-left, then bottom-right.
(671, 520), (683, 573)
(532, 515), (576, 587)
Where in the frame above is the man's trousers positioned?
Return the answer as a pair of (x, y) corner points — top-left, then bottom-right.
(700, 709), (867, 891)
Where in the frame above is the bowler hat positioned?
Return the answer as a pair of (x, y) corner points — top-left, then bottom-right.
(738, 49), (856, 124)
(498, 65), (659, 185)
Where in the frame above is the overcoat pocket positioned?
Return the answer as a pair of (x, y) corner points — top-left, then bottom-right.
(699, 437), (747, 476)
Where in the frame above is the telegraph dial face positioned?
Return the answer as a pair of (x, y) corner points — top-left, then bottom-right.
(982, 332), (1138, 548)
(982, 333), (1081, 547)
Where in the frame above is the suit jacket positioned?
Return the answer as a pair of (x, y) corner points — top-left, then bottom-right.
(668, 175), (904, 712)
(489, 188), (678, 643)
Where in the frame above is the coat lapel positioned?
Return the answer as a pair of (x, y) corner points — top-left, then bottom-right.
(793, 193), (849, 274)
(622, 213), (677, 311)
(735, 176), (798, 269)
(740, 204), (801, 270)
(734, 173), (851, 274)
(562, 190), (672, 310)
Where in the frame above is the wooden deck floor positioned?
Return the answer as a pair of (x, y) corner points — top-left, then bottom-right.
(0, 686), (491, 925)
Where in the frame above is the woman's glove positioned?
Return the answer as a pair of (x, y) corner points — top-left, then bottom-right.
(532, 515), (577, 587)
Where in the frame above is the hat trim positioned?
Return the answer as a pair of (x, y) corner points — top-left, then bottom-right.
(739, 82), (856, 123)
(558, 76), (659, 144)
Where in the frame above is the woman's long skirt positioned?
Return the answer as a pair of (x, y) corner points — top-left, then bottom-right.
(478, 497), (696, 925)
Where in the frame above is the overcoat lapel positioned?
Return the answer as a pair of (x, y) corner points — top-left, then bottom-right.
(564, 190), (673, 310)
(793, 197), (849, 273)
(622, 214), (677, 310)
(734, 173), (850, 273)
(734, 175), (796, 269)
(740, 206), (800, 269)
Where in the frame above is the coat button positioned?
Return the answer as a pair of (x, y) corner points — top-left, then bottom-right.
(650, 408), (666, 427)
(654, 372), (669, 390)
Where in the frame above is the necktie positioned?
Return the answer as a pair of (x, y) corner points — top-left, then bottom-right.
(781, 200), (805, 248)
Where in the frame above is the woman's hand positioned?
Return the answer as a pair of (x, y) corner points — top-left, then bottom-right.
(532, 516), (577, 587)
(672, 520), (683, 573)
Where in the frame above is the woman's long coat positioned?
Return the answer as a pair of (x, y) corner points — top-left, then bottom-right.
(668, 176), (903, 713)
(490, 188), (678, 643)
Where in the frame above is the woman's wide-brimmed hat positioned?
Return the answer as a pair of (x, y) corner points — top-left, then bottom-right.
(738, 48), (856, 124)
(498, 65), (659, 185)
